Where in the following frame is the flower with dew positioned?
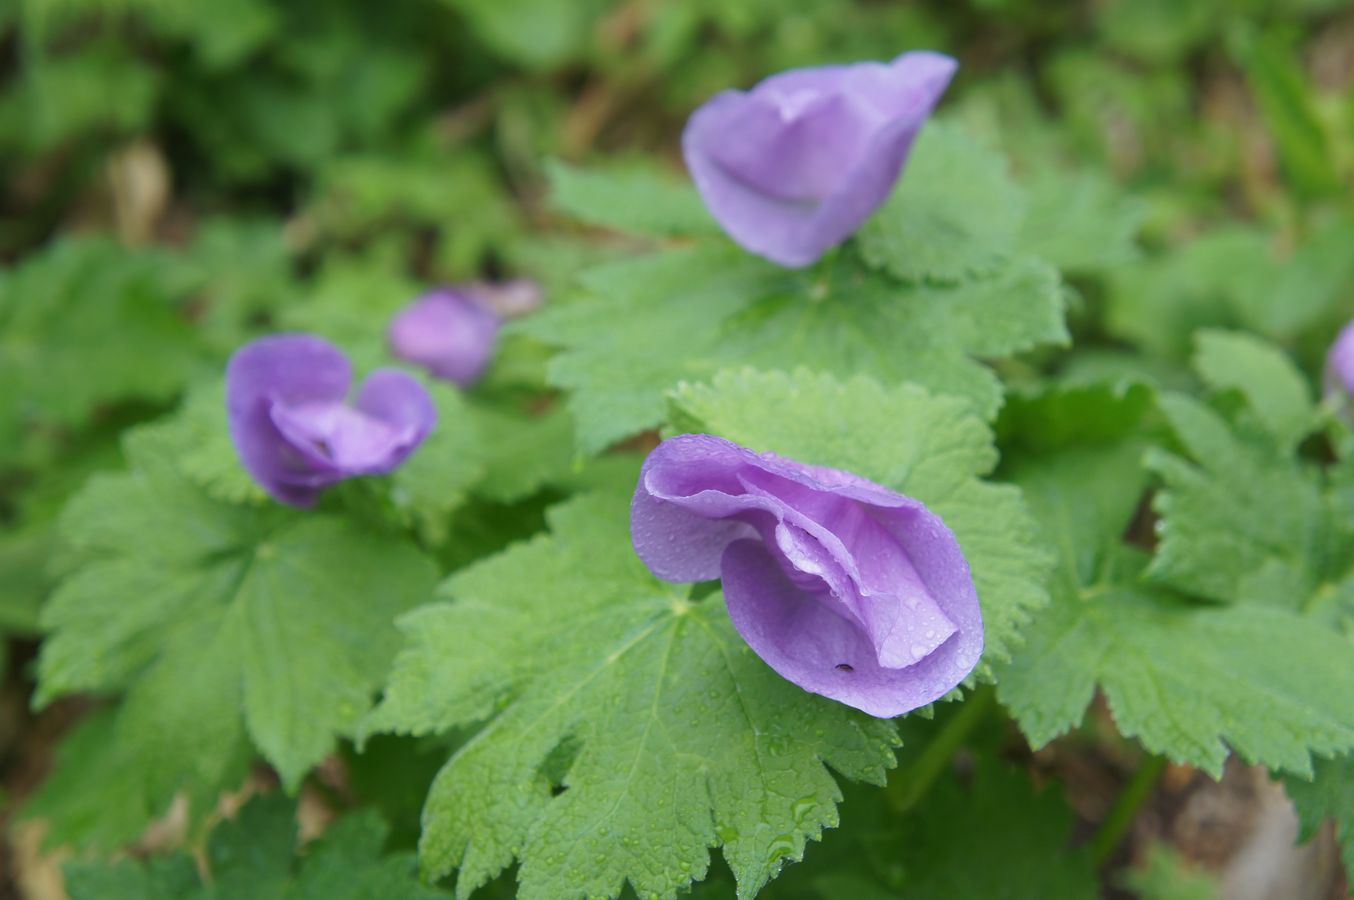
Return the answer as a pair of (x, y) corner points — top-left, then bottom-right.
(388, 287), (502, 387)
(631, 434), (982, 717)
(227, 334), (436, 507)
(682, 50), (957, 268)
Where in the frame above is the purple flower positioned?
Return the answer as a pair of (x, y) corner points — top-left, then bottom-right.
(1326, 319), (1354, 402)
(682, 50), (957, 268)
(227, 334), (436, 507)
(387, 288), (501, 387)
(631, 434), (982, 717)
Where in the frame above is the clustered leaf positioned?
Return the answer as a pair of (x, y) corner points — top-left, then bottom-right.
(365, 493), (900, 900)
(996, 381), (1354, 776)
(519, 243), (1066, 454)
(63, 793), (446, 900)
(30, 419), (438, 844)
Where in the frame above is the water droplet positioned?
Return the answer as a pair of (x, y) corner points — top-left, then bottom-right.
(923, 629), (935, 639)
(716, 825), (739, 843)
(910, 644), (927, 659)
(792, 796), (816, 823)
(767, 834), (797, 863)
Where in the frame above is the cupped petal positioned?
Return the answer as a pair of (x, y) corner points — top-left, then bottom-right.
(706, 91), (876, 202)
(683, 91), (823, 268)
(631, 434), (763, 582)
(387, 289), (500, 387)
(226, 334), (354, 507)
(682, 50), (957, 268)
(722, 539), (963, 717)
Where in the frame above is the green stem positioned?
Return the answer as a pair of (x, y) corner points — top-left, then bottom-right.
(1090, 754), (1167, 866)
(887, 685), (995, 815)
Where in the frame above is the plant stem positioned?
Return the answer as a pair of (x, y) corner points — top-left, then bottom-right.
(1090, 754), (1167, 866)
(887, 685), (995, 815)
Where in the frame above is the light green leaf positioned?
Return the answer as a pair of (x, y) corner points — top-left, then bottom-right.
(1284, 754), (1354, 876)
(37, 420), (439, 798)
(668, 368), (1051, 668)
(365, 493), (899, 900)
(546, 159), (718, 238)
(0, 236), (202, 459)
(1015, 166), (1143, 273)
(1146, 393), (1349, 617)
(856, 122), (1027, 283)
(390, 382), (486, 543)
(62, 794), (446, 899)
(996, 385), (1354, 776)
(520, 244), (1066, 454)
(1192, 330), (1314, 450)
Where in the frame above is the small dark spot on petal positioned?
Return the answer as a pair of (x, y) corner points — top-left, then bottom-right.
(835, 663), (854, 672)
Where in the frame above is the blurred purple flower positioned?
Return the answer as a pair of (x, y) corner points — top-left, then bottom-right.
(683, 51), (956, 268)
(1326, 319), (1354, 402)
(388, 288), (501, 387)
(631, 434), (982, 717)
(227, 334), (436, 507)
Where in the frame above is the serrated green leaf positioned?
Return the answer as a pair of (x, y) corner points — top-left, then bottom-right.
(1284, 755), (1354, 876)
(856, 122), (1027, 283)
(519, 244), (1066, 454)
(62, 794), (446, 900)
(365, 492), (899, 900)
(1146, 393), (1349, 617)
(390, 381), (486, 544)
(668, 368), (1051, 669)
(996, 385), (1354, 776)
(37, 420), (439, 797)
(23, 706), (205, 852)
(1192, 330), (1314, 450)
(0, 236), (203, 458)
(546, 159), (718, 238)
(1015, 166), (1143, 274)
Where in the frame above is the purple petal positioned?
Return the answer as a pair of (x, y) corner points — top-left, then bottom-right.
(1325, 318), (1354, 399)
(630, 433), (982, 717)
(227, 335), (352, 507)
(683, 50), (957, 268)
(226, 335), (436, 507)
(722, 539), (968, 717)
(387, 288), (501, 387)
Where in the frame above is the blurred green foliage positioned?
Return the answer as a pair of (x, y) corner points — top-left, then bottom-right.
(2, 0), (1354, 897)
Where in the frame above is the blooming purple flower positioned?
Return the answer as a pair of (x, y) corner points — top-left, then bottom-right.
(387, 288), (501, 387)
(227, 334), (436, 507)
(631, 434), (982, 717)
(682, 50), (957, 269)
(1326, 318), (1354, 403)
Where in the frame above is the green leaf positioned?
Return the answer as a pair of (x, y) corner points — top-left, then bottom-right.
(390, 382), (486, 544)
(546, 159), (718, 238)
(1146, 393), (1349, 618)
(62, 794), (447, 899)
(1015, 166), (1144, 274)
(365, 493), (900, 900)
(436, 0), (607, 69)
(23, 706), (203, 852)
(856, 122), (1027, 283)
(809, 762), (1098, 899)
(1118, 844), (1220, 900)
(0, 236), (203, 457)
(1284, 754), (1354, 876)
(1192, 330), (1315, 450)
(996, 385), (1354, 776)
(1240, 30), (1344, 199)
(37, 420), (439, 798)
(668, 368), (1051, 669)
(520, 244), (1066, 454)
